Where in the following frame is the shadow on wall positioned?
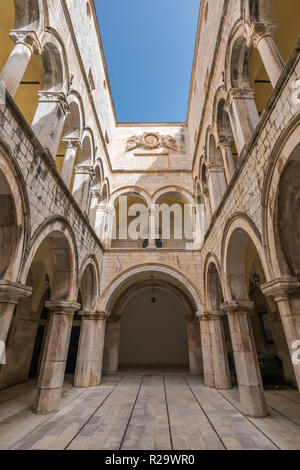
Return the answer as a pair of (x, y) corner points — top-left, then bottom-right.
(119, 287), (189, 367)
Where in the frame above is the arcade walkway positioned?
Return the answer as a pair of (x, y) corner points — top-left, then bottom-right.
(0, 373), (299, 450)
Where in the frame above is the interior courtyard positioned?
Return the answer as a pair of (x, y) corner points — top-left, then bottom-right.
(0, 0), (300, 451)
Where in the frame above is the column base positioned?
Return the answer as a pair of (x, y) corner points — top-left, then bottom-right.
(239, 384), (269, 418)
(33, 387), (62, 415)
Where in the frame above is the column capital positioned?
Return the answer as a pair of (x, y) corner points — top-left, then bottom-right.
(37, 91), (70, 116)
(226, 87), (256, 109)
(9, 30), (42, 55)
(218, 136), (234, 149)
(261, 277), (300, 301)
(79, 310), (109, 321)
(248, 22), (278, 48)
(221, 300), (254, 314)
(74, 165), (94, 175)
(0, 280), (32, 304)
(45, 300), (81, 315)
(62, 137), (81, 151)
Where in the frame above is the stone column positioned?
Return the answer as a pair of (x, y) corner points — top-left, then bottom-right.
(222, 301), (268, 417)
(261, 278), (300, 391)
(74, 311), (108, 388)
(250, 23), (284, 88)
(94, 205), (107, 242)
(60, 138), (81, 189)
(186, 316), (203, 375)
(102, 207), (114, 249)
(207, 164), (227, 213)
(148, 205), (157, 248)
(34, 300), (81, 414)
(0, 280), (32, 363)
(0, 31), (42, 98)
(226, 88), (260, 155)
(89, 189), (100, 228)
(197, 312), (214, 388)
(103, 316), (120, 374)
(203, 189), (212, 227)
(72, 165), (94, 213)
(209, 311), (231, 390)
(32, 92), (70, 157)
(219, 138), (236, 184)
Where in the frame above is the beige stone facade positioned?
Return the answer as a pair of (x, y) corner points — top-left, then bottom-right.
(0, 0), (300, 435)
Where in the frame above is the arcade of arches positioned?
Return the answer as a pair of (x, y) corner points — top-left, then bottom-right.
(0, 0), (300, 450)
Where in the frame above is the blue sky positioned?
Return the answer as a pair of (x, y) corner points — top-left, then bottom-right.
(94, 0), (201, 122)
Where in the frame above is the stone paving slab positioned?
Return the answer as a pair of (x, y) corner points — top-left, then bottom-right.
(121, 376), (171, 450)
(218, 388), (300, 450)
(186, 376), (277, 450)
(1, 374), (300, 450)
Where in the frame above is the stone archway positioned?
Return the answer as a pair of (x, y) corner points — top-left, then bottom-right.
(101, 265), (203, 376)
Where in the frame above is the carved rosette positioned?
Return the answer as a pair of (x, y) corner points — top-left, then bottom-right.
(125, 132), (177, 153)
(9, 30), (42, 55)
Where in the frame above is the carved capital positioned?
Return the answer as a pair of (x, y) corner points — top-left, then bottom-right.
(79, 310), (108, 321)
(37, 91), (70, 116)
(62, 137), (81, 151)
(0, 280), (32, 304)
(74, 165), (94, 175)
(248, 22), (278, 48)
(226, 88), (256, 109)
(9, 30), (42, 55)
(261, 278), (300, 302)
(218, 136), (234, 149)
(221, 300), (254, 315)
(45, 300), (81, 316)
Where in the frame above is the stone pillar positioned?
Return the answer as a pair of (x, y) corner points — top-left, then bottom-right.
(203, 189), (212, 227)
(32, 92), (70, 157)
(148, 205), (157, 248)
(197, 312), (214, 388)
(0, 31), (42, 98)
(103, 316), (120, 374)
(261, 278), (300, 391)
(250, 23), (284, 88)
(60, 138), (81, 189)
(0, 281), (32, 362)
(34, 300), (80, 414)
(226, 88), (260, 155)
(219, 138), (236, 184)
(72, 165), (94, 213)
(222, 301), (268, 417)
(186, 315), (203, 375)
(89, 189), (100, 228)
(209, 311), (231, 390)
(74, 311), (107, 388)
(94, 205), (107, 242)
(207, 164), (227, 213)
(102, 207), (114, 249)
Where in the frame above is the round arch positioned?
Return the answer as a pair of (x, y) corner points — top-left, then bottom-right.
(262, 114), (300, 278)
(20, 217), (78, 300)
(109, 186), (151, 208)
(0, 147), (29, 281)
(40, 29), (69, 93)
(77, 255), (100, 311)
(152, 186), (194, 205)
(222, 214), (271, 301)
(100, 264), (203, 315)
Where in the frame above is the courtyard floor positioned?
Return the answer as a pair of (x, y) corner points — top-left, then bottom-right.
(0, 372), (299, 450)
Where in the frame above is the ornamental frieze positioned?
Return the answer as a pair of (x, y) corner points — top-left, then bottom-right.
(125, 132), (177, 153)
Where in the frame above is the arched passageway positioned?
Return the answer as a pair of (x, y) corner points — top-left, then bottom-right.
(102, 267), (203, 376)
(119, 286), (189, 370)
